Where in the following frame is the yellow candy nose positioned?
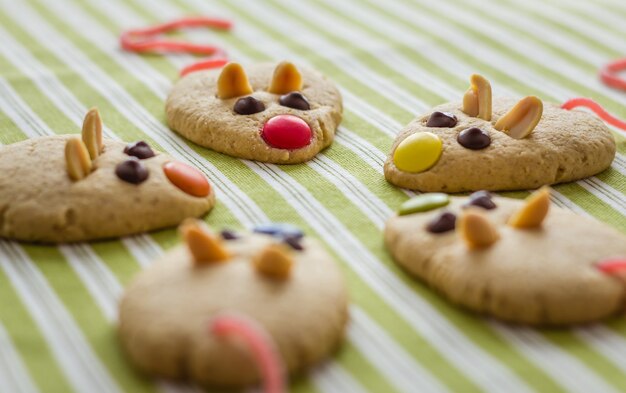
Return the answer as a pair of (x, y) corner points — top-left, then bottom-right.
(393, 132), (443, 173)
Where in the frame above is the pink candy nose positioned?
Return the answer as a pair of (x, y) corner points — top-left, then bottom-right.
(261, 115), (312, 149)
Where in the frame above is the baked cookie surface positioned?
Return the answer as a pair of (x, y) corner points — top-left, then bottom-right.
(166, 62), (343, 163)
(0, 110), (215, 243)
(384, 189), (626, 325)
(384, 75), (616, 192)
(118, 222), (348, 388)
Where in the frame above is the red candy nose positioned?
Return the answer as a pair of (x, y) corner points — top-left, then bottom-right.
(261, 115), (312, 149)
(163, 161), (211, 197)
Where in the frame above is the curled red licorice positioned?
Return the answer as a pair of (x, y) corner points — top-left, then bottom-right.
(600, 58), (626, 91)
(120, 17), (232, 76)
(596, 258), (626, 275)
(561, 98), (626, 133)
(209, 313), (285, 393)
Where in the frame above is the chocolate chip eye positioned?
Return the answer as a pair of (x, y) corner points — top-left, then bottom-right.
(220, 229), (239, 240)
(115, 158), (149, 184)
(464, 190), (496, 210)
(426, 211), (456, 233)
(124, 141), (155, 159)
(279, 92), (310, 110)
(234, 96), (265, 115)
(457, 127), (491, 150)
(283, 235), (304, 251)
(426, 111), (457, 127)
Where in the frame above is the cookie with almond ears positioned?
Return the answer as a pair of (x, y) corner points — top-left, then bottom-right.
(384, 74), (616, 192)
(118, 221), (348, 388)
(0, 109), (215, 243)
(165, 61), (343, 163)
(384, 188), (626, 325)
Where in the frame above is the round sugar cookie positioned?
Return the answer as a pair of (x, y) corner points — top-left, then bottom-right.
(0, 109), (215, 243)
(384, 74), (616, 192)
(166, 61), (343, 164)
(118, 222), (348, 388)
(385, 189), (626, 325)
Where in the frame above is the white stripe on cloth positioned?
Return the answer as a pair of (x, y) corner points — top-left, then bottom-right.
(507, 0), (626, 53)
(349, 307), (448, 393)
(490, 322), (619, 393)
(0, 322), (40, 393)
(312, 362), (369, 393)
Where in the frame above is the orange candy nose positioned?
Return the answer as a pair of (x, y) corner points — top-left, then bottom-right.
(163, 161), (211, 197)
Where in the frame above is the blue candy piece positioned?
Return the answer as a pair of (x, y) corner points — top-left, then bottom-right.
(253, 223), (304, 240)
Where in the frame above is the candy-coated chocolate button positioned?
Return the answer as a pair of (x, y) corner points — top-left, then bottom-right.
(426, 111), (457, 128)
(116, 159), (149, 184)
(279, 92), (310, 110)
(163, 161), (211, 197)
(457, 127), (491, 150)
(261, 115), (311, 149)
(393, 132), (442, 173)
(234, 96), (265, 115)
(124, 141), (155, 159)
(398, 193), (450, 216)
(426, 211), (457, 233)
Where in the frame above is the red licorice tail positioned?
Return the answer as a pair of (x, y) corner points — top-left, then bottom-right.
(209, 313), (285, 393)
(180, 59), (229, 77)
(120, 17), (232, 76)
(561, 98), (626, 133)
(600, 58), (626, 91)
(596, 258), (626, 275)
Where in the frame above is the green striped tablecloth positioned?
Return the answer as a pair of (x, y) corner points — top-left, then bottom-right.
(1, 0), (625, 392)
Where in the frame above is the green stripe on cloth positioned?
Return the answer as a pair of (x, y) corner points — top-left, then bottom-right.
(0, 111), (24, 145)
(0, 267), (74, 392)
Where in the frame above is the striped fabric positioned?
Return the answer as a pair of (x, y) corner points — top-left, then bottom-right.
(0, 0), (625, 392)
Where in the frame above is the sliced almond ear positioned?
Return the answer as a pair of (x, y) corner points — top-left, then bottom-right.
(180, 219), (230, 264)
(65, 138), (92, 181)
(458, 209), (499, 249)
(253, 243), (293, 279)
(462, 88), (479, 117)
(462, 74), (491, 120)
(82, 107), (103, 160)
(494, 96), (543, 139)
(217, 62), (253, 99)
(508, 187), (551, 228)
(268, 61), (302, 94)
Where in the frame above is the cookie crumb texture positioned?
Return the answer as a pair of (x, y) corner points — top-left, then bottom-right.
(118, 234), (348, 388)
(384, 98), (616, 192)
(385, 196), (626, 325)
(165, 63), (343, 163)
(0, 136), (215, 242)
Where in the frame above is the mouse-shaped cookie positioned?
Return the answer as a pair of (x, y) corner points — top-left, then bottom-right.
(0, 109), (215, 243)
(118, 221), (348, 388)
(166, 61), (343, 163)
(385, 188), (626, 325)
(384, 74), (616, 192)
